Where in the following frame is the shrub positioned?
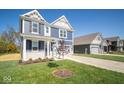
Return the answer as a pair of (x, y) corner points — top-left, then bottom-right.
(47, 63), (59, 68)
(38, 58), (42, 62)
(42, 58), (47, 62)
(33, 58), (42, 63)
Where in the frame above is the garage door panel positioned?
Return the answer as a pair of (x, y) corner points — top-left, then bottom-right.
(91, 47), (99, 54)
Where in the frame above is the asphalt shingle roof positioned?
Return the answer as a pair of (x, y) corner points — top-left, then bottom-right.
(74, 32), (100, 45)
(104, 36), (119, 41)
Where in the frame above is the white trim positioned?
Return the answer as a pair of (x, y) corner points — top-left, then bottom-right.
(47, 41), (50, 57)
(59, 28), (67, 39)
(51, 15), (74, 31)
(31, 21), (39, 34)
(22, 38), (26, 61)
(20, 33), (59, 41)
(44, 25), (51, 36)
(22, 19), (24, 33)
(21, 10), (46, 22)
(64, 40), (73, 41)
(72, 31), (74, 54)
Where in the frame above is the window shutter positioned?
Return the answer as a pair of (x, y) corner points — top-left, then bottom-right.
(30, 21), (32, 32)
(26, 40), (32, 50)
(29, 40), (32, 50)
(39, 23), (41, 34)
(39, 41), (44, 50)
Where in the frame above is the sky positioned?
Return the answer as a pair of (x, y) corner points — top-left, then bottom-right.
(0, 9), (124, 39)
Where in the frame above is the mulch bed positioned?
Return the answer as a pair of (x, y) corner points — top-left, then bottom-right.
(52, 69), (73, 79)
(19, 58), (54, 65)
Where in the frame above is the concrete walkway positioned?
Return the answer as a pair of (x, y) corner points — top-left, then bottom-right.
(66, 55), (124, 73)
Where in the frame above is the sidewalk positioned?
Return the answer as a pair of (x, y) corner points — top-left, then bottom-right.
(66, 55), (124, 73)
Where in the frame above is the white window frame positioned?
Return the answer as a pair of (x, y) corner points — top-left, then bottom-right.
(32, 22), (39, 34)
(59, 29), (67, 38)
(44, 25), (51, 36)
(32, 40), (38, 51)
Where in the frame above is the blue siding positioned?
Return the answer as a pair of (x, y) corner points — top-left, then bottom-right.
(65, 41), (72, 45)
(24, 20), (44, 36)
(66, 31), (72, 40)
(39, 24), (44, 36)
(23, 21), (72, 40)
(24, 20), (30, 34)
(51, 27), (72, 40)
(51, 27), (59, 38)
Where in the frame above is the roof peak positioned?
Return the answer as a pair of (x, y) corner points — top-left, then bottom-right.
(51, 15), (74, 31)
(21, 9), (47, 22)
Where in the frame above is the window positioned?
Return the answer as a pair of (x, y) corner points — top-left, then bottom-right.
(45, 26), (50, 36)
(32, 22), (38, 33)
(46, 27), (49, 33)
(32, 41), (38, 51)
(59, 29), (67, 38)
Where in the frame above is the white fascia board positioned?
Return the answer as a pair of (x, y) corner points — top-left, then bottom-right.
(51, 15), (74, 31)
(21, 9), (47, 22)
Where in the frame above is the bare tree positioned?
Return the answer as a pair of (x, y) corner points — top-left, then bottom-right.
(1, 26), (21, 46)
(0, 26), (21, 52)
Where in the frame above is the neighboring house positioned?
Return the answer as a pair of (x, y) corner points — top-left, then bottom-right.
(20, 10), (74, 61)
(104, 36), (123, 52)
(74, 32), (108, 54)
(122, 40), (124, 51)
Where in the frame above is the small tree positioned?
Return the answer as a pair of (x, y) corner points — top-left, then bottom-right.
(7, 43), (17, 53)
(0, 37), (7, 53)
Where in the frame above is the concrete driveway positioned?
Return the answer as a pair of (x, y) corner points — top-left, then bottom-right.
(66, 55), (124, 73)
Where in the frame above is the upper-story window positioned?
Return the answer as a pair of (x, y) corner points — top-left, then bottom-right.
(32, 22), (38, 34)
(59, 29), (67, 38)
(45, 26), (50, 36)
(46, 27), (49, 33)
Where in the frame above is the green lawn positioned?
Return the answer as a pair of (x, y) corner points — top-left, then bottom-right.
(0, 60), (124, 84)
(75, 54), (124, 62)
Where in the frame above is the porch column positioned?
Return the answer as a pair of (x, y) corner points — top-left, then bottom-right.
(22, 38), (26, 61)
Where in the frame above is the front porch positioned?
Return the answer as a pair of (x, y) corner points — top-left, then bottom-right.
(21, 34), (59, 61)
(21, 34), (73, 61)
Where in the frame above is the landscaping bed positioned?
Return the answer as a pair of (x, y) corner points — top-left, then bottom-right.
(19, 58), (54, 65)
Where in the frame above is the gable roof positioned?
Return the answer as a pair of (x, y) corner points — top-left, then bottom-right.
(51, 15), (74, 32)
(21, 10), (47, 22)
(74, 32), (100, 45)
(104, 36), (120, 41)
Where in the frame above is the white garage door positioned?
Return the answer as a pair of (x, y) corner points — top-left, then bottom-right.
(91, 47), (99, 54)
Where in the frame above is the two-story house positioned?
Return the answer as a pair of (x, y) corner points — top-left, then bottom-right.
(20, 10), (74, 61)
(104, 36), (122, 52)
